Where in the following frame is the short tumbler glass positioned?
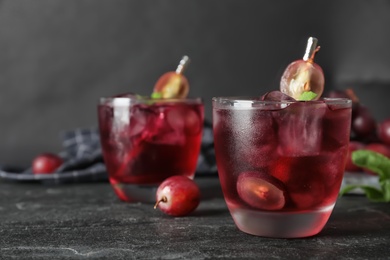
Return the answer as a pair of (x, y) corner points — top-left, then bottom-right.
(212, 97), (352, 238)
(98, 96), (204, 203)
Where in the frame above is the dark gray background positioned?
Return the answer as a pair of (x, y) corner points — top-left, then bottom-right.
(1, 0), (390, 166)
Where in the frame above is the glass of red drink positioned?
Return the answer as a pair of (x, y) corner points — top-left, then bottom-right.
(212, 96), (352, 238)
(98, 95), (204, 203)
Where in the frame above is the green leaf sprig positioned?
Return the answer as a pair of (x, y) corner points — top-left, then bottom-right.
(339, 150), (390, 202)
(151, 92), (163, 99)
(298, 91), (317, 101)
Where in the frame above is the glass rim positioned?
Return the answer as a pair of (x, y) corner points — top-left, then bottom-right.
(212, 96), (352, 108)
(99, 96), (203, 105)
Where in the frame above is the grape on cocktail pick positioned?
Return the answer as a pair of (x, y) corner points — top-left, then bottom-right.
(152, 56), (190, 99)
(280, 37), (324, 101)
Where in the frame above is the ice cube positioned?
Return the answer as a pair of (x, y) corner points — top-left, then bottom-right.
(114, 142), (146, 179)
(166, 105), (202, 135)
(128, 105), (150, 137)
(146, 130), (186, 145)
(233, 110), (278, 169)
(275, 102), (326, 157)
(270, 152), (346, 209)
(144, 107), (186, 145)
(243, 143), (276, 169)
(316, 150), (347, 206)
(288, 180), (325, 210)
(322, 106), (351, 151)
(270, 156), (326, 209)
(98, 103), (114, 138)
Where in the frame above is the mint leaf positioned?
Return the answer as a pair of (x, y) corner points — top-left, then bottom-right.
(352, 150), (390, 180)
(340, 185), (386, 202)
(136, 94), (148, 100)
(382, 179), (390, 201)
(339, 185), (362, 196)
(359, 186), (387, 202)
(340, 150), (390, 202)
(151, 92), (162, 99)
(298, 91), (317, 101)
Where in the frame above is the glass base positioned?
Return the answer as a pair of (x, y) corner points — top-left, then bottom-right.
(227, 201), (335, 238)
(111, 183), (158, 203)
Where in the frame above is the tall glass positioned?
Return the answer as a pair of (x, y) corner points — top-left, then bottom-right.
(98, 96), (204, 203)
(212, 97), (352, 238)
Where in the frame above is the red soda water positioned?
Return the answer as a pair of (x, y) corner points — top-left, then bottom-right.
(98, 96), (204, 202)
(213, 97), (351, 238)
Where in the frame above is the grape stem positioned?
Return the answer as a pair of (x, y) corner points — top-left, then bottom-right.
(308, 46), (321, 63)
(154, 196), (168, 209)
(345, 88), (360, 103)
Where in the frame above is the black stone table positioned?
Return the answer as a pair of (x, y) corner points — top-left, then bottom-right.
(0, 177), (389, 259)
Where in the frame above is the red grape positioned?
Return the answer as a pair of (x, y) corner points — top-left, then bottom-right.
(280, 37), (324, 101)
(351, 105), (376, 139)
(154, 176), (200, 217)
(152, 56), (190, 99)
(280, 60), (324, 101)
(378, 118), (390, 145)
(237, 171), (286, 210)
(327, 88), (359, 103)
(364, 143), (390, 158)
(32, 153), (63, 174)
(153, 72), (189, 99)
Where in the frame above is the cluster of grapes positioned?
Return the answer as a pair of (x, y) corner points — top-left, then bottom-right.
(328, 89), (390, 174)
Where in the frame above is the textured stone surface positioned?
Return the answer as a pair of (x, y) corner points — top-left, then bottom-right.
(0, 177), (389, 259)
